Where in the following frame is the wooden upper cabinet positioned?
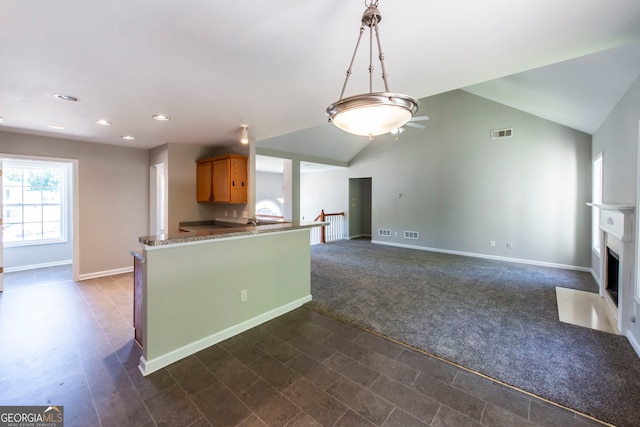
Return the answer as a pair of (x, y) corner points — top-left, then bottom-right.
(196, 161), (214, 202)
(229, 156), (248, 204)
(196, 154), (247, 204)
(212, 157), (230, 202)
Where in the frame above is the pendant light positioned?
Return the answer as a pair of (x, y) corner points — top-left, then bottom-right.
(326, 0), (419, 140)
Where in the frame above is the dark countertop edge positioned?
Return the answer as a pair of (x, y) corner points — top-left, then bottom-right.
(139, 221), (326, 247)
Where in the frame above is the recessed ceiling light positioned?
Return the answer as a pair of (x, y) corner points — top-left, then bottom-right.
(95, 119), (112, 126)
(54, 93), (80, 102)
(121, 135), (135, 140)
(48, 124), (65, 129)
(152, 114), (170, 121)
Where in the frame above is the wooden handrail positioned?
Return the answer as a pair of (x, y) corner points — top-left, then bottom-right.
(313, 210), (345, 243)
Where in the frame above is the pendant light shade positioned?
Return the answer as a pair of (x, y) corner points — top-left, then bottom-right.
(326, 1), (419, 139)
(327, 92), (418, 137)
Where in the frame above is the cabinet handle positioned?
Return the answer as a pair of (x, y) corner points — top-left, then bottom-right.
(242, 181), (245, 187)
(232, 181), (235, 187)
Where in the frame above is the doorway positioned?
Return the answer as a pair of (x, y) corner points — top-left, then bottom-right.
(348, 178), (372, 239)
(150, 163), (167, 235)
(1, 156), (76, 289)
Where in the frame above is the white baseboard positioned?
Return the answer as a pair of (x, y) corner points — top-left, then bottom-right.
(590, 269), (601, 288)
(138, 295), (312, 376)
(370, 240), (591, 272)
(77, 266), (133, 281)
(4, 260), (72, 273)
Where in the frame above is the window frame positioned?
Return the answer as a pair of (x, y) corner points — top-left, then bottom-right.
(2, 159), (70, 248)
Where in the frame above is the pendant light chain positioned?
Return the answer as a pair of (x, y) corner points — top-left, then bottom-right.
(374, 20), (390, 93)
(326, 0), (419, 138)
(339, 24), (366, 100)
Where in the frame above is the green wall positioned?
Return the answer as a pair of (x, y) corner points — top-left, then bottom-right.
(140, 229), (312, 374)
(302, 90), (593, 268)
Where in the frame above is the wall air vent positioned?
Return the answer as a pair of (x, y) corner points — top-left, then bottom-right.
(490, 128), (514, 140)
(404, 231), (419, 240)
(378, 229), (391, 237)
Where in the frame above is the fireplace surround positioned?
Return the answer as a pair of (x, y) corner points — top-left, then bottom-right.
(591, 203), (635, 334)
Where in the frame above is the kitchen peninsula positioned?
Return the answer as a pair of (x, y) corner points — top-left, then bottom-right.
(132, 220), (323, 376)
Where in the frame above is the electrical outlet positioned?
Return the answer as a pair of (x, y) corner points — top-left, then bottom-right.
(225, 210), (228, 217)
(490, 240), (496, 247)
(506, 242), (512, 249)
(240, 290), (248, 302)
(242, 210), (247, 218)
(233, 210), (237, 218)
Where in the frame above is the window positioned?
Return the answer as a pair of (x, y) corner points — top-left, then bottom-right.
(3, 160), (69, 246)
(255, 200), (283, 219)
(592, 153), (603, 254)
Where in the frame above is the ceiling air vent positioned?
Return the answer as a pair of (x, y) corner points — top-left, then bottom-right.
(490, 128), (513, 140)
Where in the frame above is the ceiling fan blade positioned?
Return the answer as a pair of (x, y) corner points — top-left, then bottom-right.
(405, 122), (426, 129)
(410, 115), (430, 122)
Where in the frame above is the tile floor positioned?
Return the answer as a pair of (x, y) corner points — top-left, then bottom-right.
(0, 266), (606, 426)
(555, 287), (619, 335)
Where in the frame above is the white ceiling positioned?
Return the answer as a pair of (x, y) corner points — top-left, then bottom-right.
(2, 0), (640, 163)
(464, 42), (640, 135)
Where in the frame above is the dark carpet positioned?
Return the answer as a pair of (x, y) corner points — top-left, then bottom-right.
(307, 239), (640, 427)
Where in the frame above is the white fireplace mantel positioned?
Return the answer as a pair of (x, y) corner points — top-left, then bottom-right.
(587, 202), (636, 334)
(586, 202), (635, 212)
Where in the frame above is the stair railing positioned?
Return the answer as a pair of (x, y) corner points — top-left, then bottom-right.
(312, 210), (345, 244)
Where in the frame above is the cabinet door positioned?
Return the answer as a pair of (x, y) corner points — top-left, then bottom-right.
(230, 156), (247, 204)
(213, 158), (231, 203)
(196, 161), (213, 202)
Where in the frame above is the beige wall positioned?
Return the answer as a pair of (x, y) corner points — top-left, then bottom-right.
(152, 143), (252, 233)
(0, 130), (149, 277)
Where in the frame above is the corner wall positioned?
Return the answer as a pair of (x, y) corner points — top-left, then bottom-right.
(592, 73), (640, 353)
(300, 90), (593, 269)
(0, 131), (148, 277)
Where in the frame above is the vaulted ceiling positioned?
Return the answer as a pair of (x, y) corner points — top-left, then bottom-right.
(2, 1), (640, 164)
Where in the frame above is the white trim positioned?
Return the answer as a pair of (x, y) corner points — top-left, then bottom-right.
(627, 329), (640, 358)
(2, 159), (71, 248)
(4, 259), (71, 273)
(590, 269), (601, 288)
(77, 266), (133, 281)
(370, 240), (591, 272)
(138, 295), (312, 376)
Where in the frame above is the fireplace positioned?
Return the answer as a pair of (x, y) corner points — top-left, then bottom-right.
(591, 203), (635, 334)
(606, 247), (620, 307)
